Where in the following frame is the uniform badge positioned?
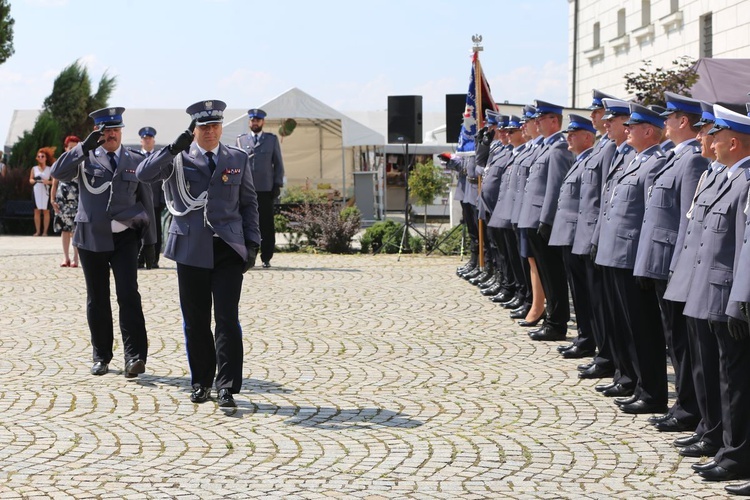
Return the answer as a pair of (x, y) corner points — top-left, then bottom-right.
(222, 174), (229, 182)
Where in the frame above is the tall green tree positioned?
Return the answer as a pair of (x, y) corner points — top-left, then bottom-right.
(43, 60), (116, 141)
(9, 112), (62, 170)
(0, 0), (15, 64)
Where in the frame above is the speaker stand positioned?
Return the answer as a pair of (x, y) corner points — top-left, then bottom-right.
(396, 143), (425, 261)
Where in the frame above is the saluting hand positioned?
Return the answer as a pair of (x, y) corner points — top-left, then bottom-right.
(81, 125), (105, 154)
(168, 120), (196, 154)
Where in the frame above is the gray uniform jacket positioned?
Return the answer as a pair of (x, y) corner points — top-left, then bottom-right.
(136, 143), (260, 269)
(489, 144), (527, 229)
(510, 138), (545, 225)
(633, 140), (708, 280)
(51, 144), (156, 252)
(591, 143), (636, 249)
(571, 138), (617, 256)
(236, 132), (284, 192)
(664, 163), (726, 303)
(479, 144), (512, 220)
(594, 145), (666, 269)
(680, 165), (750, 321)
(518, 132), (574, 230)
(549, 148), (594, 247)
(727, 167), (750, 317)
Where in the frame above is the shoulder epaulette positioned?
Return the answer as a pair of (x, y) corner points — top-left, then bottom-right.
(225, 144), (245, 154)
(237, 133), (248, 138)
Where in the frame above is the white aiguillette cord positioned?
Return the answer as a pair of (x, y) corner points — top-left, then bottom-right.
(164, 153), (209, 226)
(78, 160), (111, 195)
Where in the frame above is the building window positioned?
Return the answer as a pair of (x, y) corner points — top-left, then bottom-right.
(617, 9), (626, 37)
(593, 22), (600, 48)
(671, 0), (679, 13)
(642, 0), (651, 26)
(701, 13), (713, 58)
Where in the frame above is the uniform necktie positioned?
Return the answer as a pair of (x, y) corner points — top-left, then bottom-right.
(254, 135), (260, 147)
(206, 151), (216, 174)
(107, 152), (117, 171)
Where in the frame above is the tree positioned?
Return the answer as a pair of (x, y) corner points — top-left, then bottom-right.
(408, 159), (450, 232)
(8, 60), (116, 168)
(624, 56), (700, 106)
(9, 112), (62, 170)
(43, 60), (117, 141)
(0, 0), (15, 65)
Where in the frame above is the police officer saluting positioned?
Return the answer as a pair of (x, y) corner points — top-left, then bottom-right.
(137, 100), (260, 408)
(51, 107), (156, 378)
(237, 108), (284, 268)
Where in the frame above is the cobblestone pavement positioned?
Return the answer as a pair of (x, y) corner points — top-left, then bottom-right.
(0, 236), (734, 499)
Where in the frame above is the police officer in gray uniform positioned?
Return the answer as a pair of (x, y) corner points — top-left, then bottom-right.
(664, 101), (726, 462)
(137, 100), (261, 408)
(135, 126), (161, 269)
(561, 91), (617, 362)
(594, 103), (668, 414)
(237, 108), (284, 268)
(581, 98), (634, 382)
(633, 92), (707, 432)
(518, 100), (574, 340)
(548, 114), (598, 358)
(51, 107), (156, 378)
(673, 105), (750, 482)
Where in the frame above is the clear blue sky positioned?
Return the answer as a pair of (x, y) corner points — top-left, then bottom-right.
(1, 0), (569, 146)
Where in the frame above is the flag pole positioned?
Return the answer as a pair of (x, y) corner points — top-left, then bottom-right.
(473, 35), (485, 270)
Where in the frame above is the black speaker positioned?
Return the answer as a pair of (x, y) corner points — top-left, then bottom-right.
(388, 95), (423, 144)
(445, 94), (466, 143)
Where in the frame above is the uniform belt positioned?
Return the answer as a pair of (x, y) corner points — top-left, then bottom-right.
(468, 177), (479, 184)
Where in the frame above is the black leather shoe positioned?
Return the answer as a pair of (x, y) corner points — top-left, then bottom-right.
(578, 361), (595, 371)
(478, 276), (498, 290)
(600, 383), (633, 396)
(614, 394), (639, 406)
(673, 433), (701, 448)
(503, 298), (525, 310)
(679, 440), (720, 458)
(726, 482), (750, 496)
(262, 261), (271, 269)
(490, 292), (514, 303)
(519, 312), (546, 328)
(529, 327), (567, 341)
(580, 365), (616, 380)
(647, 413), (671, 424)
(469, 271), (490, 285)
(562, 345), (596, 359)
(509, 306), (531, 319)
(190, 386), (211, 403)
(595, 382), (617, 393)
(462, 268), (482, 280)
(557, 343), (575, 353)
(217, 388), (237, 408)
(481, 283), (502, 296)
(91, 362), (109, 376)
(700, 465), (748, 482)
(692, 460), (717, 472)
(457, 263), (475, 276)
(654, 417), (697, 432)
(620, 400), (668, 415)
(124, 359), (145, 379)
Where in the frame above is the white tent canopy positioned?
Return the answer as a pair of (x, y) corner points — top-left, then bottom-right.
(221, 88), (384, 197)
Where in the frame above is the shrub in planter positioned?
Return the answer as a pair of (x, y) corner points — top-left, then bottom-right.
(359, 220), (422, 254)
(284, 202), (361, 254)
